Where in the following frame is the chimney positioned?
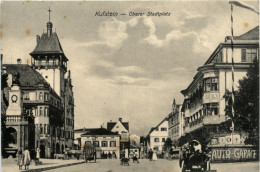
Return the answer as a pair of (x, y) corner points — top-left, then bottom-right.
(36, 35), (40, 44)
(68, 70), (71, 78)
(119, 118), (122, 122)
(17, 58), (22, 64)
(83, 127), (85, 132)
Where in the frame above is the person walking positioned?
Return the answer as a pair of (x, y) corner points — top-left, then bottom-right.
(36, 147), (41, 161)
(132, 152), (139, 163)
(152, 149), (157, 161)
(17, 150), (24, 170)
(24, 147), (31, 170)
(148, 149), (153, 161)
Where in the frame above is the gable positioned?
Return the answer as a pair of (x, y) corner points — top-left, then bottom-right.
(150, 120), (168, 137)
(111, 121), (128, 134)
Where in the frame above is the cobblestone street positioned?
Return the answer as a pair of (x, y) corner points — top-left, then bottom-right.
(48, 159), (259, 172)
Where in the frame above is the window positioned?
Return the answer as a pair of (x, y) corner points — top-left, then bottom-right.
(44, 93), (49, 101)
(155, 128), (159, 131)
(154, 138), (159, 142)
(204, 77), (219, 92)
(211, 78), (219, 91)
(102, 141), (108, 147)
(40, 124), (43, 134)
(44, 124), (46, 134)
(211, 107), (219, 116)
(162, 138), (166, 142)
(242, 48), (257, 62)
(94, 141), (99, 147)
(161, 127), (167, 131)
(40, 107), (43, 116)
(110, 141), (116, 147)
(39, 92), (43, 100)
(47, 125), (50, 135)
(205, 78), (211, 92)
(44, 107), (48, 116)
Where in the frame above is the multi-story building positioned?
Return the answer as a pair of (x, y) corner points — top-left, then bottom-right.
(29, 12), (74, 150)
(80, 128), (120, 159)
(168, 99), (183, 145)
(147, 117), (168, 154)
(107, 118), (129, 158)
(64, 71), (74, 148)
(3, 62), (63, 158)
(180, 26), (259, 145)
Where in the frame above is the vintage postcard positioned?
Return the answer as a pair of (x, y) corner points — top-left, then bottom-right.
(1, 0), (259, 172)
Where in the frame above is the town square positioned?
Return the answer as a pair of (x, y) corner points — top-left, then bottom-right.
(1, 1), (259, 172)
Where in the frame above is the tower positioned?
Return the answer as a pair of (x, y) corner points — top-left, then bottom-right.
(30, 7), (68, 97)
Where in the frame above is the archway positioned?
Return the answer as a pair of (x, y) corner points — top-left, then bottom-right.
(40, 144), (45, 158)
(61, 144), (64, 154)
(5, 127), (17, 148)
(56, 143), (60, 154)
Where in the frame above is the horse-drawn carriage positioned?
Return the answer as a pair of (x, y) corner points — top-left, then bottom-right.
(83, 142), (96, 163)
(179, 140), (214, 172)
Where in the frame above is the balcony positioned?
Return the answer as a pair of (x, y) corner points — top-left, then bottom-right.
(184, 115), (226, 133)
(203, 92), (220, 104)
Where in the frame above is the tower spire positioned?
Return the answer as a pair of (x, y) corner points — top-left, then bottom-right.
(47, 6), (53, 37)
(48, 6), (51, 22)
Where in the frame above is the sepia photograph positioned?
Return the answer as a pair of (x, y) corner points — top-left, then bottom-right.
(0, 0), (259, 171)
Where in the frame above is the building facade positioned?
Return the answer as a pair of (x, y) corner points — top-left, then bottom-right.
(168, 99), (183, 145)
(147, 117), (168, 154)
(80, 128), (120, 159)
(30, 13), (74, 150)
(3, 64), (63, 158)
(107, 118), (129, 158)
(181, 26), (259, 145)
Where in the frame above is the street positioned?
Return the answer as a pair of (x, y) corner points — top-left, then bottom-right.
(48, 159), (259, 172)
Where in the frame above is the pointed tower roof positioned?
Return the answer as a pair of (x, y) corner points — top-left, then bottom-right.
(30, 8), (68, 61)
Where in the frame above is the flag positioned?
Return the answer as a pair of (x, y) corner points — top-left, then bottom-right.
(230, 1), (259, 15)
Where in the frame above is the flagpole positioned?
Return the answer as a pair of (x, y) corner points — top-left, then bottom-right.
(230, 2), (235, 143)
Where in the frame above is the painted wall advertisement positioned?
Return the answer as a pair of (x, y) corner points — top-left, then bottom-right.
(210, 146), (258, 162)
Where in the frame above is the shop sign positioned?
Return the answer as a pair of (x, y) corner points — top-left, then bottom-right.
(211, 147), (258, 162)
(203, 92), (219, 103)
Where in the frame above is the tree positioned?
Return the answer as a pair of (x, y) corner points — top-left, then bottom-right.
(164, 138), (173, 151)
(224, 58), (259, 145)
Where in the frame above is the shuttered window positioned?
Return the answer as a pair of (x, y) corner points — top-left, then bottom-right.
(241, 49), (247, 62)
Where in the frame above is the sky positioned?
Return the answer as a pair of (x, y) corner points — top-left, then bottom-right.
(1, 0), (259, 136)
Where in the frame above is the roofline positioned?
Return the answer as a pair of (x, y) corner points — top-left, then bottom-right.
(2, 64), (61, 99)
(81, 134), (120, 137)
(181, 42), (259, 95)
(147, 116), (169, 136)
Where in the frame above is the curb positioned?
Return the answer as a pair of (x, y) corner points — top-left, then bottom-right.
(21, 161), (85, 172)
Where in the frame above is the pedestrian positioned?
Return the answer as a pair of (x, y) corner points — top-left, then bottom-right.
(36, 147), (41, 161)
(108, 152), (112, 159)
(148, 149), (153, 161)
(132, 152), (139, 163)
(23, 147), (31, 170)
(47, 147), (51, 159)
(17, 150), (24, 170)
(152, 148), (157, 161)
(64, 149), (68, 160)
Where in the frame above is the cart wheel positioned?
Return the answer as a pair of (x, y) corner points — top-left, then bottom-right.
(181, 161), (186, 172)
(206, 160), (211, 171)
